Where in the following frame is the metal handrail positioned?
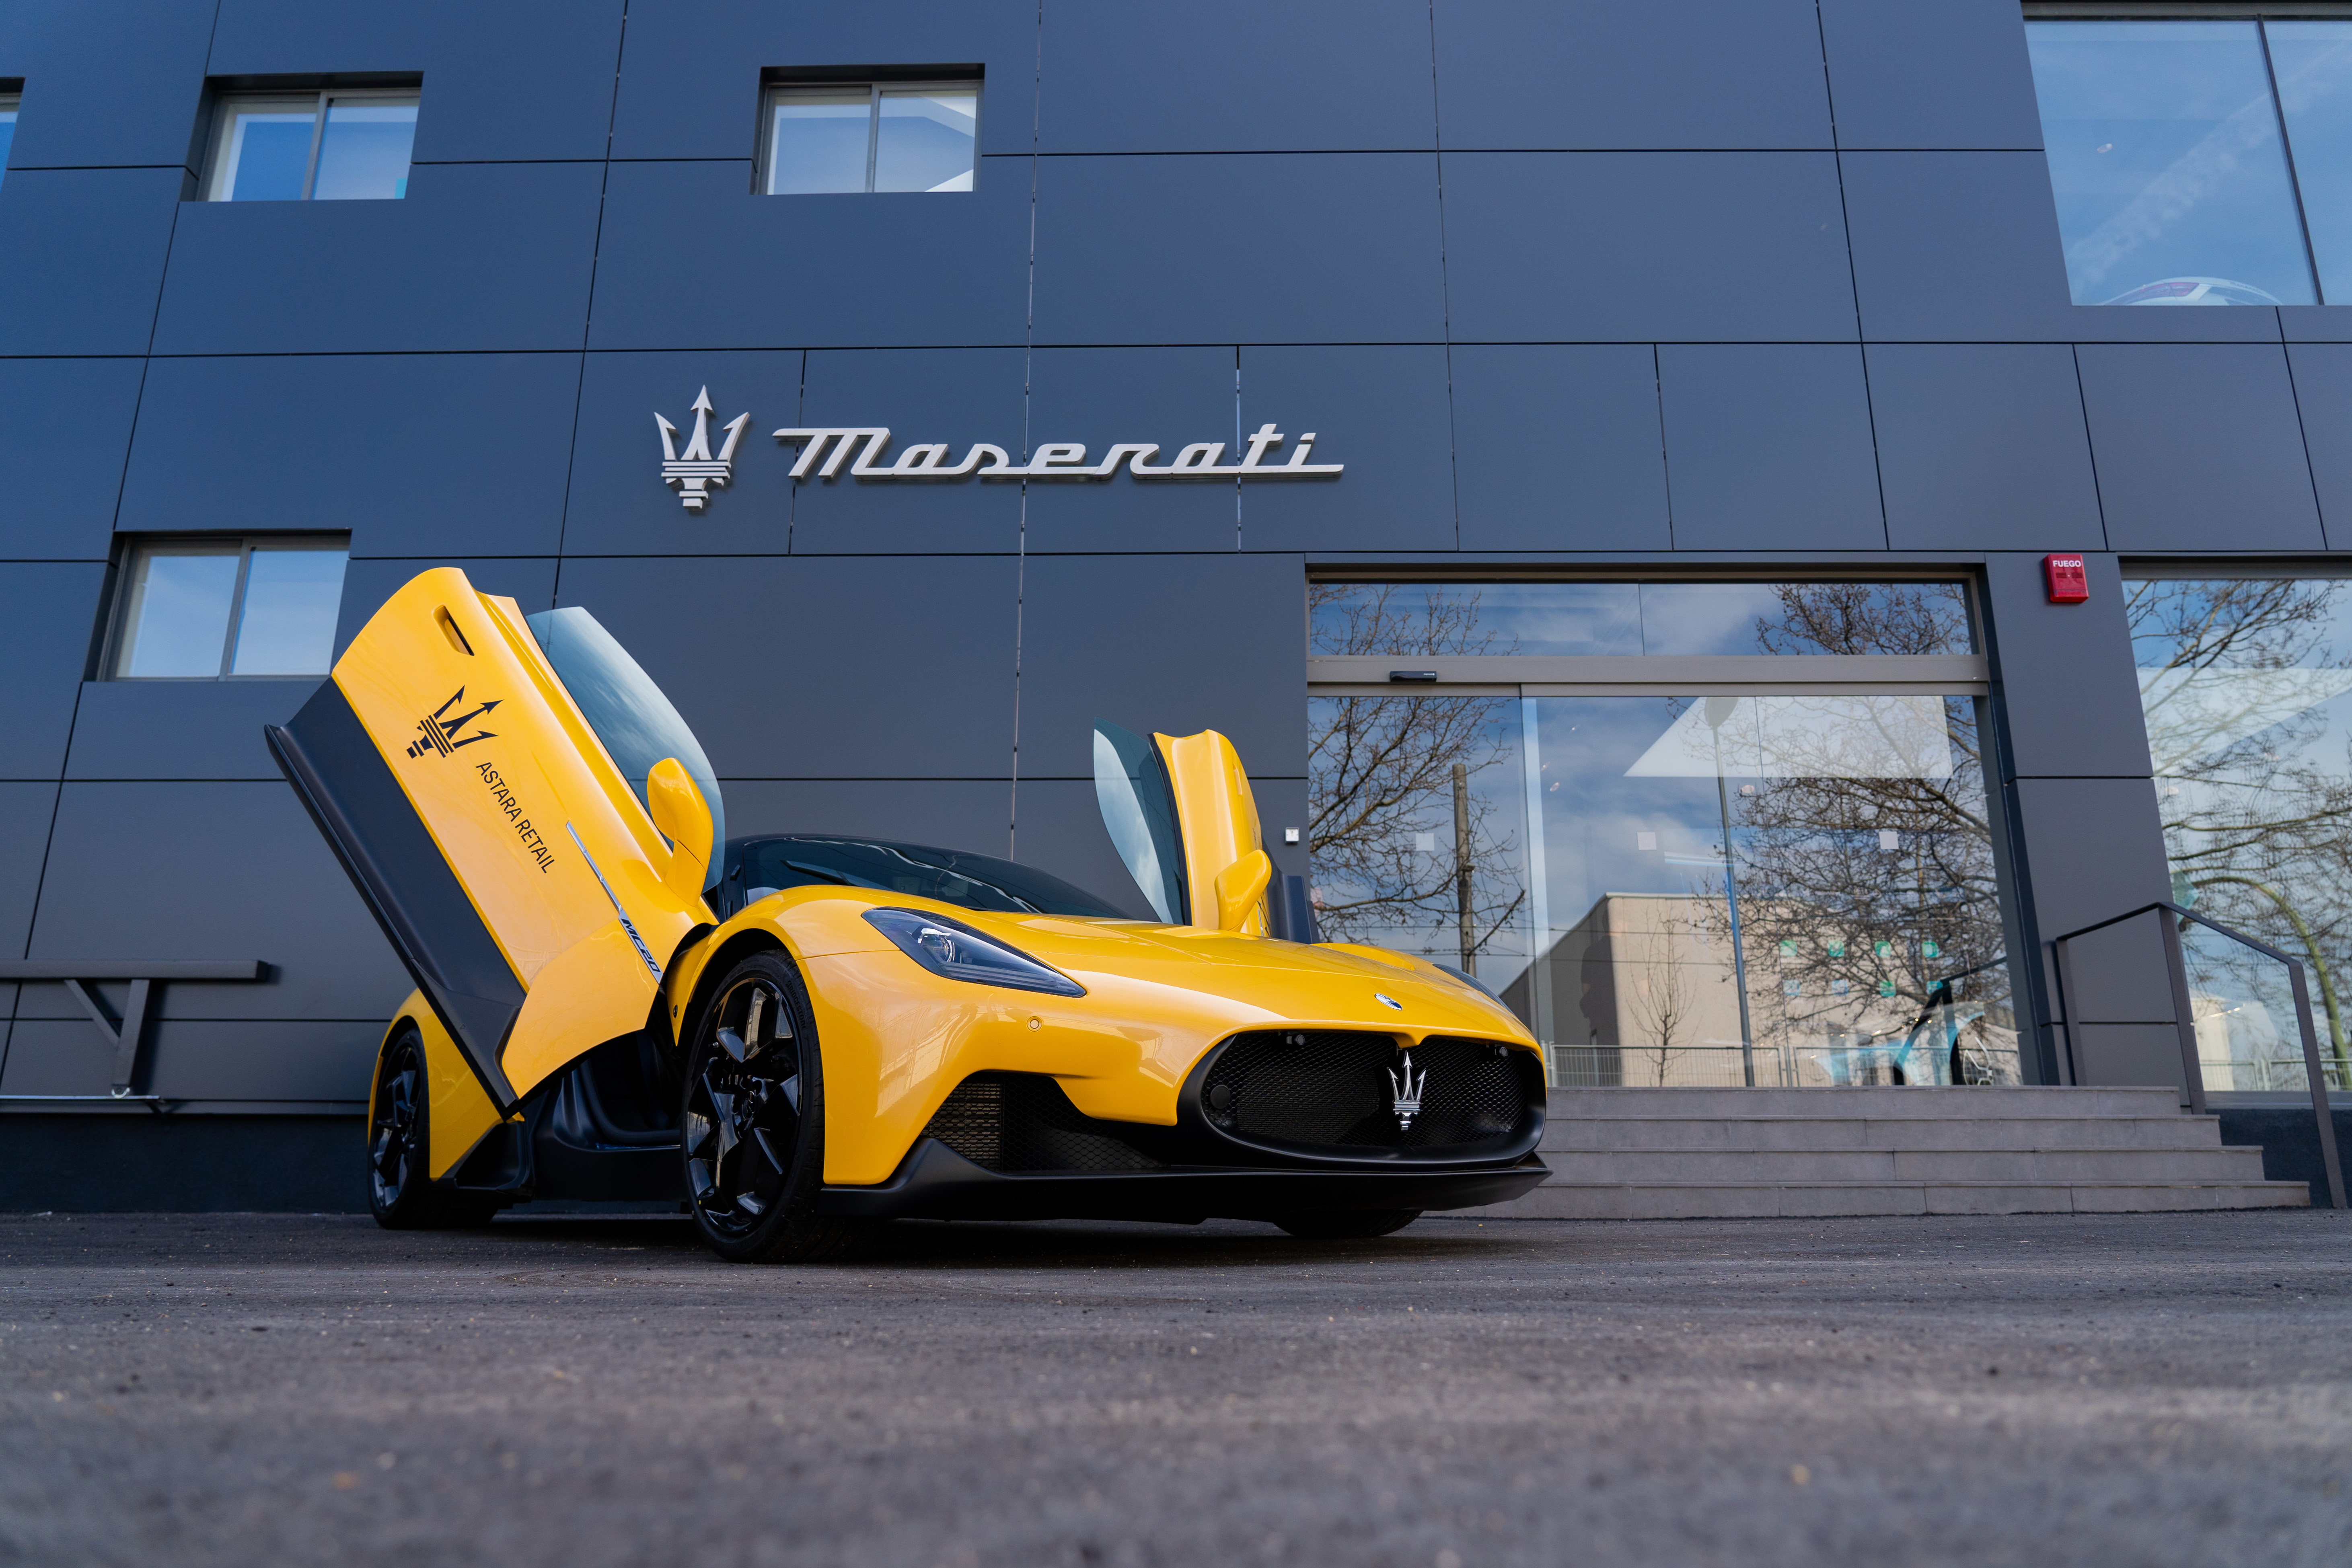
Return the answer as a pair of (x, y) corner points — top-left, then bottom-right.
(2050, 901), (2343, 1209)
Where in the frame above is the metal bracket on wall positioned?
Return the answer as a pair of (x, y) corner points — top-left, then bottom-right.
(0, 962), (267, 1108)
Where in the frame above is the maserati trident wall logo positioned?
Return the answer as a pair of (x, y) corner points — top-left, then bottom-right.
(1389, 1050), (1426, 1133)
(652, 387), (1341, 513)
(406, 688), (500, 759)
(655, 387), (752, 512)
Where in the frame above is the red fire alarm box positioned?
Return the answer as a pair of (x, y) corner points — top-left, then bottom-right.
(2044, 553), (2089, 603)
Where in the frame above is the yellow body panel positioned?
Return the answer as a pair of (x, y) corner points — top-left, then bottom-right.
(1157, 729), (1268, 934)
(664, 887), (1538, 1186)
(332, 569), (711, 1098)
(367, 995), (505, 1181)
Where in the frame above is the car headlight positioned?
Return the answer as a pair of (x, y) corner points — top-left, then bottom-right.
(863, 909), (1087, 998)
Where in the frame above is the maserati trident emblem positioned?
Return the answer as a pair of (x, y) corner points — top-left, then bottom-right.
(656, 386), (751, 512)
(1389, 1050), (1426, 1132)
(406, 687), (500, 758)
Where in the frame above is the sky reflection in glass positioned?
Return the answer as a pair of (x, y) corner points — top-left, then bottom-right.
(2027, 21), (2315, 306)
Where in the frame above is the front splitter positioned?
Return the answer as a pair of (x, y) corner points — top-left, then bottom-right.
(818, 1138), (1550, 1223)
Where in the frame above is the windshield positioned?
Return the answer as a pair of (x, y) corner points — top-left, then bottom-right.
(524, 606), (725, 886)
(727, 837), (1129, 919)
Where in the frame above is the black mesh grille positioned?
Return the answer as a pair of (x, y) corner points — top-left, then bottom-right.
(921, 1073), (1167, 1173)
(1202, 1032), (1533, 1153)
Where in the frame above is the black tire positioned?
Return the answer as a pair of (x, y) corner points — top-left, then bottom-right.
(681, 950), (867, 1264)
(1272, 1208), (1423, 1240)
(368, 1028), (497, 1230)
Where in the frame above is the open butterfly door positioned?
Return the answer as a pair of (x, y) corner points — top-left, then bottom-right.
(1092, 720), (1272, 934)
(265, 568), (724, 1113)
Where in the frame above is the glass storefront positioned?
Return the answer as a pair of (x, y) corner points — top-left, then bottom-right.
(2131, 573), (2352, 1095)
(1308, 581), (2022, 1088)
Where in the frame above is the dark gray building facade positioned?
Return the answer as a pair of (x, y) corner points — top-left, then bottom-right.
(6, 0), (2350, 1204)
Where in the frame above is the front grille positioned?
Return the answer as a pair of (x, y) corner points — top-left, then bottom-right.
(1202, 1032), (1533, 1153)
(921, 1072), (1166, 1173)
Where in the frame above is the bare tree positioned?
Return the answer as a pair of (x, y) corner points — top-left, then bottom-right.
(1307, 584), (1527, 953)
(1620, 902), (1700, 1087)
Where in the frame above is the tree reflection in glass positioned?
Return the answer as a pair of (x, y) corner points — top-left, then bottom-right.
(2131, 577), (2352, 1091)
(1305, 584), (1530, 971)
(1306, 581), (2015, 1088)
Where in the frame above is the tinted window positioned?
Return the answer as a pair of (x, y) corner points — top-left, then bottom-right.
(763, 81), (977, 195)
(1309, 581), (1973, 658)
(729, 837), (1127, 919)
(204, 90), (417, 202)
(2128, 576), (2352, 1094)
(2026, 21), (2315, 305)
(2268, 23), (2352, 303)
(110, 537), (348, 679)
(524, 607), (725, 874)
(1092, 720), (1188, 924)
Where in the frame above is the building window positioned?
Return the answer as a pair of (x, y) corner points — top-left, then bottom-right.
(2025, 18), (2352, 305)
(0, 85), (19, 189)
(108, 538), (348, 679)
(1303, 580), (2021, 1089)
(760, 80), (978, 194)
(201, 89), (418, 202)
(2128, 572), (2352, 1093)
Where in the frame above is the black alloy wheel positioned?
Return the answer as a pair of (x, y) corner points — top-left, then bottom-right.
(368, 1028), (493, 1230)
(681, 950), (866, 1263)
(1272, 1208), (1423, 1239)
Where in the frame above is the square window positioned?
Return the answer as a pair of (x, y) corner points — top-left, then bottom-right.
(1783, 980), (1802, 997)
(761, 78), (977, 195)
(1831, 979), (1848, 997)
(1920, 939), (1940, 960)
(1874, 940), (1894, 959)
(1777, 938), (1797, 957)
(109, 537), (348, 679)
(203, 88), (417, 202)
(1826, 939), (1846, 959)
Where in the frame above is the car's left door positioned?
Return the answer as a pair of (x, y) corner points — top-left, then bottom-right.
(268, 569), (721, 1112)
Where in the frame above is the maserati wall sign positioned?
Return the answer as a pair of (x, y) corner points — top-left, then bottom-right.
(654, 387), (1342, 511)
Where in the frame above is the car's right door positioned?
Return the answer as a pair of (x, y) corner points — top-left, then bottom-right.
(1092, 719), (1270, 933)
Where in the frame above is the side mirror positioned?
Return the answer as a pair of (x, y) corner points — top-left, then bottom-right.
(646, 756), (713, 902)
(1213, 849), (1272, 934)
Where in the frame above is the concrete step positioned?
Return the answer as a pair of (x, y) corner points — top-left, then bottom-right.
(1544, 1085), (2185, 1118)
(1474, 1085), (2307, 1219)
(1467, 1178), (2311, 1221)
(1536, 1145), (2273, 1184)
(1542, 1114), (2229, 1152)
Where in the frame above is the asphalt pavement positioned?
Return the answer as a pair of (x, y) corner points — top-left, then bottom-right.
(2, 1208), (2348, 1568)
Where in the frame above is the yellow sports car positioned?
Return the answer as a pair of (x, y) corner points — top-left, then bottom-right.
(267, 569), (1547, 1261)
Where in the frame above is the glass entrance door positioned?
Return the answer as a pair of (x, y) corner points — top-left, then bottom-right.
(1306, 581), (2024, 1087)
(1518, 693), (2014, 1088)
